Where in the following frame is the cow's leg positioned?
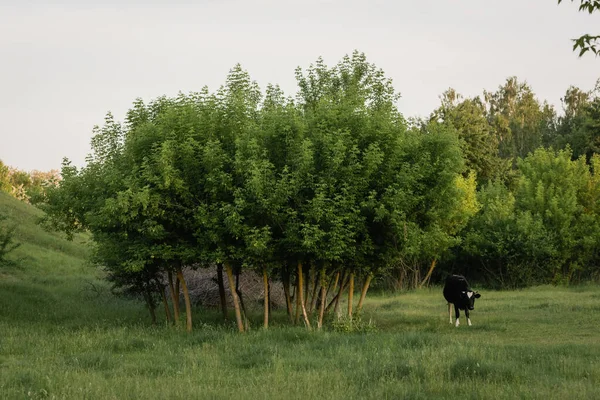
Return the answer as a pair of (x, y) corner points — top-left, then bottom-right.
(465, 308), (472, 326)
(448, 303), (452, 324)
(454, 304), (460, 327)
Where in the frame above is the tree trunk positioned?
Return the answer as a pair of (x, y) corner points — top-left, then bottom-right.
(347, 272), (355, 318)
(217, 263), (228, 320)
(225, 262), (245, 333)
(235, 270), (249, 331)
(167, 270), (180, 324)
(304, 266), (311, 308)
(297, 261), (311, 329)
(175, 277), (180, 312)
(333, 273), (349, 317)
(143, 287), (157, 325)
(308, 270), (319, 314)
(356, 273), (373, 313)
(263, 268), (269, 329)
(396, 268), (406, 291)
(326, 271), (340, 301)
(412, 267), (420, 290)
(295, 275), (301, 325)
(327, 272), (348, 313)
(157, 280), (172, 323)
(176, 266), (192, 333)
(268, 271), (272, 317)
(419, 259), (437, 288)
(317, 284), (327, 329)
(317, 268), (328, 329)
(282, 269), (294, 322)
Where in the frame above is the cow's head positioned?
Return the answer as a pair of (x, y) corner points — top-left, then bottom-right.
(461, 291), (481, 310)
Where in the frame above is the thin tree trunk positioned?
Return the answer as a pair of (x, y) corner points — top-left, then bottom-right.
(356, 273), (373, 313)
(419, 259), (437, 288)
(317, 284), (327, 329)
(295, 274), (301, 325)
(412, 267), (420, 290)
(282, 269), (294, 322)
(298, 261), (311, 329)
(317, 268), (328, 329)
(157, 280), (172, 323)
(263, 268), (269, 329)
(304, 266), (311, 308)
(268, 271), (272, 317)
(167, 270), (180, 324)
(175, 278), (180, 312)
(308, 271), (319, 314)
(326, 271), (340, 301)
(329, 272), (348, 314)
(235, 270), (249, 331)
(143, 288), (157, 325)
(225, 262), (244, 332)
(396, 268), (405, 291)
(347, 272), (355, 318)
(176, 266), (192, 333)
(217, 263), (228, 320)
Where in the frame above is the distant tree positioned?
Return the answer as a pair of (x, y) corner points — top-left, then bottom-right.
(558, 0), (600, 56)
(431, 89), (509, 184)
(554, 84), (600, 160)
(461, 148), (600, 287)
(484, 77), (549, 160)
(0, 161), (10, 193)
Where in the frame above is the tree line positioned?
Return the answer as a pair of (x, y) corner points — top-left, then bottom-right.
(38, 52), (600, 331)
(0, 161), (60, 204)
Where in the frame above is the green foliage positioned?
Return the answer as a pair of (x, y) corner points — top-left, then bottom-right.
(558, 0), (600, 56)
(431, 89), (507, 184)
(330, 314), (377, 333)
(40, 52), (479, 322)
(0, 160), (10, 193)
(551, 84), (600, 161)
(36, 52), (600, 322)
(461, 148), (600, 287)
(484, 77), (554, 161)
(0, 212), (20, 265)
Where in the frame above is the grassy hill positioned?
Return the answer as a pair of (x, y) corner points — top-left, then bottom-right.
(1, 191), (600, 399)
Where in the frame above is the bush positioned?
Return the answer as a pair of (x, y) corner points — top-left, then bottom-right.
(0, 212), (19, 265)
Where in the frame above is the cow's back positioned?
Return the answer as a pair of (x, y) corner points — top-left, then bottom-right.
(443, 275), (470, 303)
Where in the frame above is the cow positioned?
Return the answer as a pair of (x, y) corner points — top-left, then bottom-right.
(443, 274), (481, 327)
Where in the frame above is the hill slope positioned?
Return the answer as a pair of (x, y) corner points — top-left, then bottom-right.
(0, 191), (89, 279)
(0, 191), (146, 328)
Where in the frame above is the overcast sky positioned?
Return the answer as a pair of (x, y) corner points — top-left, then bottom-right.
(0, 0), (598, 171)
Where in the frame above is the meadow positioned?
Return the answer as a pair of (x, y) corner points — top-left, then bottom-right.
(1, 192), (599, 400)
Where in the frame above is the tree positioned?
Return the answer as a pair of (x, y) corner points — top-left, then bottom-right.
(558, 0), (600, 56)
(554, 84), (600, 161)
(0, 161), (10, 193)
(431, 89), (508, 184)
(484, 77), (550, 161)
(461, 148), (600, 287)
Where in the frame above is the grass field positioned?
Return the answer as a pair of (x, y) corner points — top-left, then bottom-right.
(1, 191), (600, 399)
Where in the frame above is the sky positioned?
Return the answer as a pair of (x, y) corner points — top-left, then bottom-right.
(0, 0), (598, 172)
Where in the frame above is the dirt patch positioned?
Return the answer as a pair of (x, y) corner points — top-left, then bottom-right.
(180, 267), (286, 310)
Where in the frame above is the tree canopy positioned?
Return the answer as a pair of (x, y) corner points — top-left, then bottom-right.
(39, 51), (600, 330)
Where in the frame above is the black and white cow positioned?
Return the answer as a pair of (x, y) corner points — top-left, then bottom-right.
(443, 275), (481, 327)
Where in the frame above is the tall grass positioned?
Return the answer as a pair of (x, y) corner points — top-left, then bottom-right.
(1, 192), (599, 399)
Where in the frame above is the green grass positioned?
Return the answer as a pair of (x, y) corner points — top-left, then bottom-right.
(1, 191), (600, 399)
